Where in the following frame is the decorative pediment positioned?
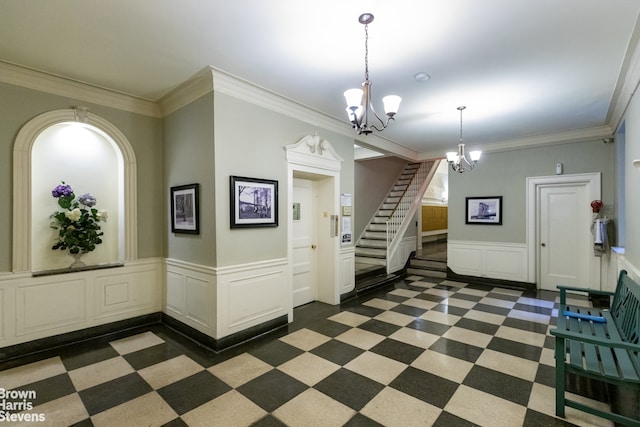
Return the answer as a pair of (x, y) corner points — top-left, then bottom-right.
(285, 134), (343, 171)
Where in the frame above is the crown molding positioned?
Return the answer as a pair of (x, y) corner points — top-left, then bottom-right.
(159, 65), (417, 158)
(0, 61), (160, 117)
(157, 67), (214, 116)
(0, 61), (418, 160)
(607, 13), (640, 131)
(417, 125), (614, 161)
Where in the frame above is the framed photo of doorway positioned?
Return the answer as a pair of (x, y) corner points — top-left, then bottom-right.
(465, 196), (502, 225)
(230, 176), (278, 228)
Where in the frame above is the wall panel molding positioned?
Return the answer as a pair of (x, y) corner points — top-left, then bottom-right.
(340, 247), (355, 295)
(0, 258), (162, 348)
(388, 236), (417, 274)
(164, 257), (290, 340)
(216, 258), (289, 338)
(164, 258), (216, 337)
(448, 240), (528, 282)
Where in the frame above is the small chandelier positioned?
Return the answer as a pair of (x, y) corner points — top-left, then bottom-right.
(446, 106), (481, 173)
(344, 13), (401, 135)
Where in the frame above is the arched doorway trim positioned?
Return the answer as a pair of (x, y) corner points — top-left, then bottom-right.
(12, 108), (137, 272)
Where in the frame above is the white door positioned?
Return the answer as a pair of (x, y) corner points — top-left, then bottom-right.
(539, 184), (591, 290)
(292, 178), (317, 306)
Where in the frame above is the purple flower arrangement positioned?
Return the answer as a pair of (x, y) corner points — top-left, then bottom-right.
(50, 181), (108, 255)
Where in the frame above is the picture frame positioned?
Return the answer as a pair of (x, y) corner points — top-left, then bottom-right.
(465, 196), (502, 225)
(230, 176), (278, 228)
(171, 183), (200, 234)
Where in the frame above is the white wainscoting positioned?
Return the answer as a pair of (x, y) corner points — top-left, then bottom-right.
(613, 249), (640, 284)
(388, 236), (417, 274)
(215, 258), (290, 338)
(448, 240), (528, 282)
(0, 259), (163, 348)
(164, 258), (217, 337)
(340, 247), (355, 295)
(165, 258), (290, 340)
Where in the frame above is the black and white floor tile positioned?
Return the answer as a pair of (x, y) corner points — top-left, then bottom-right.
(0, 274), (621, 426)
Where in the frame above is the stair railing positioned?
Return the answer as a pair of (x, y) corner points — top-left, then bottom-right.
(385, 160), (438, 273)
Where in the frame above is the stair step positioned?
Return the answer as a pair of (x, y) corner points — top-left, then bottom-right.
(363, 231), (386, 239)
(385, 197), (400, 203)
(381, 203), (396, 210)
(367, 223), (386, 232)
(355, 271), (400, 293)
(409, 259), (447, 271)
(355, 256), (386, 266)
(358, 238), (387, 248)
(377, 209), (393, 216)
(407, 268), (447, 278)
(371, 216), (388, 224)
(356, 247), (386, 257)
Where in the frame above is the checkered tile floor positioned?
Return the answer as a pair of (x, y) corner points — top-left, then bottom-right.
(0, 275), (620, 426)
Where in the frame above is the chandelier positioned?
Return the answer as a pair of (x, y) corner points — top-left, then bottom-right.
(446, 106), (481, 173)
(344, 13), (401, 135)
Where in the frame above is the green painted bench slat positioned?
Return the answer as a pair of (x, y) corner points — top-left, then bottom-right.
(551, 270), (640, 426)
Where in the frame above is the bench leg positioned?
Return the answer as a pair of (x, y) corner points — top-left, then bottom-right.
(555, 336), (566, 417)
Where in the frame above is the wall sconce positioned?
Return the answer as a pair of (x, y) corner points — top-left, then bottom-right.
(633, 159), (640, 168)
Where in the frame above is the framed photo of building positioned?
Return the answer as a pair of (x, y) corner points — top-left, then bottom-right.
(171, 183), (200, 234)
(466, 196), (502, 225)
(230, 176), (278, 228)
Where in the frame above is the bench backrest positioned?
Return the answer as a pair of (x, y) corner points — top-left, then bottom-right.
(610, 270), (640, 346)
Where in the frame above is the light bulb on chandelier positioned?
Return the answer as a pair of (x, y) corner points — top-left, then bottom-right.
(446, 106), (481, 173)
(344, 13), (401, 135)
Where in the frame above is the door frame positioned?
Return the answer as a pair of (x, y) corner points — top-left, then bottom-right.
(286, 135), (343, 307)
(526, 173), (601, 287)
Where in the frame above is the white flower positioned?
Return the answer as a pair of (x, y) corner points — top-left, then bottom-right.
(97, 209), (108, 222)
(65, 208), (82, 222)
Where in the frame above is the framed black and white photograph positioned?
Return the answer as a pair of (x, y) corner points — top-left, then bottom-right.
(466, 196), (502, 225)
(230, 176), (278, 228)
(171, 183), (200, 234)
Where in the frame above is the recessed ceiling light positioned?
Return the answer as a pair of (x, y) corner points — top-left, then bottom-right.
(414, 72), (430, 82)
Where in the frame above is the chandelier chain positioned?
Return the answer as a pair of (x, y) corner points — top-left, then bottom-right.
(459, 108), (464, 143)
(364, 23), (369, 81)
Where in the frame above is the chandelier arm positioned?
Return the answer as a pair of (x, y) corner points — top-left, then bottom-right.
(348, 108), (361, 129)
(369, 116), (395, 132)
(367, 103), (390, 130)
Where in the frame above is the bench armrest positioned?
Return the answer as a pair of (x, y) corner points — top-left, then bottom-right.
(557, 285), (614, 305)
(550, 328), (640, 352)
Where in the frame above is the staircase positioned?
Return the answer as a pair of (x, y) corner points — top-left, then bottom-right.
(407, 256), (447, 280)
(355, 161), (437, 280)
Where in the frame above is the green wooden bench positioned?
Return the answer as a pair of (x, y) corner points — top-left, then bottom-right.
(550, 270), (640, 426)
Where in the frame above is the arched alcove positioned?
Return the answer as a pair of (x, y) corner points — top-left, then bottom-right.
(13, 109), (138, 272)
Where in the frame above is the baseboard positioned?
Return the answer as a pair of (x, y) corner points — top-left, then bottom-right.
(447, 268), (537, 291)
(0, 313), (162, 363)
(162, 313), (288, 352)
(0, 311), (290, 364)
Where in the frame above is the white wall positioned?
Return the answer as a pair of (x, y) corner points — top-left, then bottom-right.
(620, 90), (640, 274)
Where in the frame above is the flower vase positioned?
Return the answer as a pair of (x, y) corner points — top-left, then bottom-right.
(69, 253), (86, 269)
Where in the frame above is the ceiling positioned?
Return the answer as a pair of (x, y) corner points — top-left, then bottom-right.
(2, 1), (640, 158)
